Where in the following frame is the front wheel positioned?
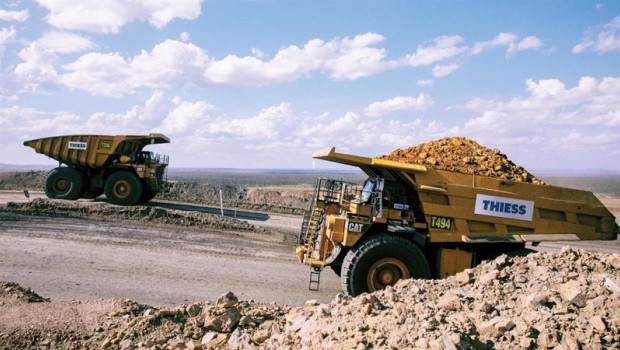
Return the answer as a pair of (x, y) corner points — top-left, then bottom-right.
(341, 234), (430, 296)
(104, 171), (143, 205)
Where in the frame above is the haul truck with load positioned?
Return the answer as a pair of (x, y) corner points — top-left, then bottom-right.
(24, 134), (170, 205)
(296, 147), (619, 296)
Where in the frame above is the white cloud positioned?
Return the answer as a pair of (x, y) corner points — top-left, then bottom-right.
(208, 103), (294, 140)
(251, 48), (265, 58)
(0, 105), (81, 137)
(471, 33), (517, 55)
(432, 63), (460, 77)
(37, 31), (94, 53)
(363, 94), (433, 117)
(59, 40), (208, 96)
(14, 43), (60, 90)
(573, 15), (620, 53)
(416, 79), (434, 87)
(462, 76), (620, 153)
(23, 34), (396, 94)
(12, 31), (546, 96)
(471, 32), (542, 55)
(403, 35), (467, 67)
(204, 33), (394, 84)
(0, 9), (28, 22)
(180, 32), (190, 42)
(35, 0), (203, 34)
(0, 26), (16, 44)
(324, 33), (396, 80)
(508, 36), (543, 53)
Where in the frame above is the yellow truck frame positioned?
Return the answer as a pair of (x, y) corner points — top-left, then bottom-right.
(296, 147), (619, 296)
(24, 134), (170, 205)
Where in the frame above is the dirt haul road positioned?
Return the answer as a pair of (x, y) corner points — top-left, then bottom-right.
(0, 191), (340, 307)
(0, 191), (618, 308)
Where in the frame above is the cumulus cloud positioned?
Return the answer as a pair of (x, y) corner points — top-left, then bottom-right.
(59, 40), (208, 96)
(12, 31), (545, 96)
(14, 43), (60, 90)
(37, 31), (94, 53)
(416, 79), (434, 87)
(462, 76), (620, 155)
(0, 9), (28, 22)
(432, 63), (460, 77)
(363, 94), (433, 117)
(0, 26), (16, 44)
(403, 35), (467, 67)
(471, 32), (542, 55)
(508, 36), (543, 53)
(573, 15), (620, 53)
(208, 103), (294, 140)
(20, 34), (396, 95)
(35, 0), (203, 34)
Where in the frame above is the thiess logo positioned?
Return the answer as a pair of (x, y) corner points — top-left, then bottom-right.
(474, 194), (534, 221)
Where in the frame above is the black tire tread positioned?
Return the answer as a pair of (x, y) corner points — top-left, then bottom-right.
(44, 167), (83, 200)
(104, 171), (143, 205)
(341, 234), (430, 296)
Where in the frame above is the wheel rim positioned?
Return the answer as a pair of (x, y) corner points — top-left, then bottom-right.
(52, 178), (70, 194)
(112, 179), (132, 199)
(367, 258), (410, 292)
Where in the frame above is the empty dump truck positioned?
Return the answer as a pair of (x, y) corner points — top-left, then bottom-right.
(24, 134), (170, 205)
(296, 147), (619, 296)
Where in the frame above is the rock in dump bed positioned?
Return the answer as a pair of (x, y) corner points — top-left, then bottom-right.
(379, 137), (545, 185)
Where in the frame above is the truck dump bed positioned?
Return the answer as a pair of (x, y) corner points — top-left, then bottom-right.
(24, 134), (170, 168)
(314, 147), (618, 243)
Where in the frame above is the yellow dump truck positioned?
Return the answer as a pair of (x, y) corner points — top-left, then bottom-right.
(24, 134), (170, 205)
(296, 147), (619, 296)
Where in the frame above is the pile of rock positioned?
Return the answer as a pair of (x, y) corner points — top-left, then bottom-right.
(268, 247), (619, 349)
(3, 247), (618, 349)
(379, 137), (545, 184)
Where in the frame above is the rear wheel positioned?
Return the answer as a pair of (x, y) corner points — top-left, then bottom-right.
(44, 167), (83, 200)
(341, 234), (430, 296)
(104, 171), (143, 205)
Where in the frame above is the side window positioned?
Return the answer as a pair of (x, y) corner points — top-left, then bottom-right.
(360, 179), (374, 203)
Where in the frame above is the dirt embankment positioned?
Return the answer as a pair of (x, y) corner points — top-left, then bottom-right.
(4, 198), (265, 233)
(1, 247), (618, 349)
(161, 182), (311, 215)
(0, 170), (46, 191)
(380, 137), (545, 184)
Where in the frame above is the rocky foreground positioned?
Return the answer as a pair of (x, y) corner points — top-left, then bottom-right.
(1, 247), (618, 350)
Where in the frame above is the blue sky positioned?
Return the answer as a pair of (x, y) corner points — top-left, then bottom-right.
(1, 1), (619, 170)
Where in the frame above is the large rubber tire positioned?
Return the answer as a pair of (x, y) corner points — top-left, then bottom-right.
(104, 171), (143, 205)
(44, 167), (83, 200)
(341, 234), (431, 296)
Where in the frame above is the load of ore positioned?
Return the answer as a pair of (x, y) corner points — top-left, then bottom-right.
(379, 137), (545, 184)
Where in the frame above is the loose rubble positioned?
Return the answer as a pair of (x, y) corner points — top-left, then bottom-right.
(2, 247), (618, 349)
(380, 137), (545, 184)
